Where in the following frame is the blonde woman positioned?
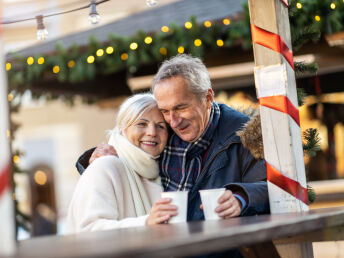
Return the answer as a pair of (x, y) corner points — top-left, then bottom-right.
(66, 93), (177, 234)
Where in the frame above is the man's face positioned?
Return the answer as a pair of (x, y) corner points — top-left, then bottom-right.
(153, 75), (213, 143)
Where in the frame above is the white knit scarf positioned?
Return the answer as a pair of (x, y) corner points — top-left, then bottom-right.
(108, 131), (161, 216)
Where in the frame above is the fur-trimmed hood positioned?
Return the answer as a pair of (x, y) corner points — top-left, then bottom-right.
(236, 109), (264, 160)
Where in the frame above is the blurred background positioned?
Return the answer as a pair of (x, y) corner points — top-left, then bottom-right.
(2, 1), (344, 251)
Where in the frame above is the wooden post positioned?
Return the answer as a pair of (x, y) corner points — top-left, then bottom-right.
(247, 0), (313, 257)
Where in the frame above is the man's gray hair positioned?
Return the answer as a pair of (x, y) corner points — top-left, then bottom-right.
(151, 54), (212, 99)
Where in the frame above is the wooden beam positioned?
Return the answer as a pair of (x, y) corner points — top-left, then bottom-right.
(127, 54), (315, 91)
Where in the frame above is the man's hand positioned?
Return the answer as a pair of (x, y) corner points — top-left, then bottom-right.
(146, 198), (178, 225)
(89, 143), (117, 164)
(215, 190), (241, 219)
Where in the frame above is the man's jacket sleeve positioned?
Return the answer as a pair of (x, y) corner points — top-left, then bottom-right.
(225, 146), (270, 216)
(75, 147), (96, 175)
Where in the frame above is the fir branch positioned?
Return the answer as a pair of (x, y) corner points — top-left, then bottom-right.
(291, 27), (320, 52)
(294, 61), (319, 75)
(297, 87), (306, 107)
(303, 128), (321, 157)
(307, 185), (316, 204)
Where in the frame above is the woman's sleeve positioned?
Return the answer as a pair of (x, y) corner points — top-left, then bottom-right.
(66, 156), (148, 234)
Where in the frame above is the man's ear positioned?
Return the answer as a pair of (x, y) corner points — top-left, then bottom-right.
(205, 88), (214, 109)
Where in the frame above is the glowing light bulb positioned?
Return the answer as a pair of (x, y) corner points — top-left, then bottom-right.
(204, 21), (212, 28)
(144, 36), (153, 44)
(185, 22), (192, 29)
(89, 0), (100, 25)
(146, 0), (158, 7)
(194, 39), (202, 47)
(161, 26), (169, 33)
(130, 42), (138, 50)
(217, 39), (224, 47)
(106, 46), (114, 54)
(36, 15), (48, 41)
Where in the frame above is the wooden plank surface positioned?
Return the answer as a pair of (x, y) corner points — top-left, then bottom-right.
(11, 207), (344, 258)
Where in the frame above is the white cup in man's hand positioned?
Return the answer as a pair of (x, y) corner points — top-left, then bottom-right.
(161, 191), (188, 223)
(199, 188), (226, 220)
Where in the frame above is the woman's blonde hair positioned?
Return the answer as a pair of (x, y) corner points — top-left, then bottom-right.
(115, 93), (158, 134)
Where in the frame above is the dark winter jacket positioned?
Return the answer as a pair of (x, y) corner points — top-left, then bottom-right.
(185, 104), (269, 221)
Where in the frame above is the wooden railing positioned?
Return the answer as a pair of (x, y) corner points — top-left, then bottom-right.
(309, 179), (344, 209)
(11, 206), (344, 258)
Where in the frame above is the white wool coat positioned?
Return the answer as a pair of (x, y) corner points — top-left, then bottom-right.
(66, 155), (162, 234)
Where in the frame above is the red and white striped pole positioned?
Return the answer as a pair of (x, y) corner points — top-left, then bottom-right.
(0, 1), (16, 255)
(248, 0), (308, 215)
(248, 0), (312, 256)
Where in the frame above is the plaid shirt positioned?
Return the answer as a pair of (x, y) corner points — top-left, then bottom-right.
(160, 102), (220, 191)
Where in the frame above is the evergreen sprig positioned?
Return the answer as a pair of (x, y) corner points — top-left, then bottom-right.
(297, 87), (307, 107)
(291, 26), (320, 52)
(307, 185), (317, 204)
(303, 128), (321, 157)
(294, 61), (319, 75)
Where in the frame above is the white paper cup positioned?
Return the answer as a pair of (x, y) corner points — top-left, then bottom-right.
(199, 188), (226, 220)
(161, 191), (188, 223)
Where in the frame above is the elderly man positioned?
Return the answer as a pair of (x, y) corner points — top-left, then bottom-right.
(77, 54), (269, 221)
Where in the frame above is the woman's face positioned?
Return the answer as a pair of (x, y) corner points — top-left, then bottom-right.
(125, 107), (168, 156)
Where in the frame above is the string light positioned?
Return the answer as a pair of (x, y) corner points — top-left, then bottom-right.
(121, 53), (128, 60)
(6, 62), (11, 71)
(130, 42), (138, 50)
(68, 60), (75, 68)
(37, 57), (45, 65)
(8, 94), (14, 102)
(315, 15), (321, 22)
(194, 39), (202, 47)
(6, 130), (11, 139)
(204, 21), (212, 28)
(216, 39), (224, 47)
(223, 18), (230, 25)
(330, 3), (336, 9)
(27, 57), (34, 65)
(177, 46), (184, 54)
(159, 47), (167, 55)
(185, 21), (192, 29)
(161, 26), (169, 33)
(146, 0), (158, 7)
(36, 15), (48, 41)
(0, 0), (110, 40)
(296, 2), (302, 9)
(96, 49), (104, 56)
(13, 155), (20, 164)
(106, 46), (114, 54)
(89, 0), (100, 25)
(53, 65), (60, 73)
(87, 55), (95, 63)
(144, 36), (153, 44)
(34, 170), (47, 185)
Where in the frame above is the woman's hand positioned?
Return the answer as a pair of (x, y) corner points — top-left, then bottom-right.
(146, 198), (178, 225)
